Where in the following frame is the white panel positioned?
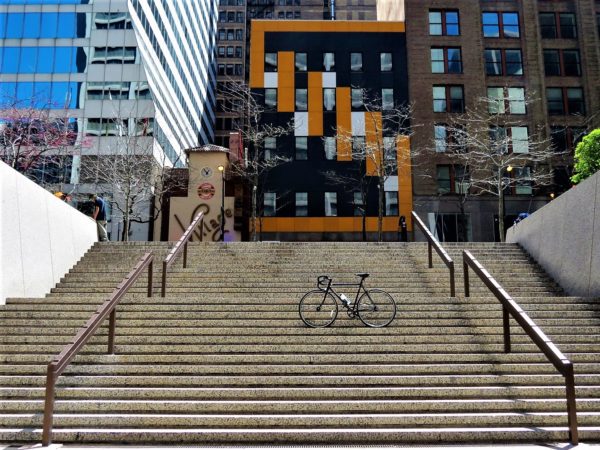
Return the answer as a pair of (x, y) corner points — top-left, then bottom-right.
(294, 112), (308, 136)
(384, 176), (399, 192)
(351, 112), (365, 136)
(264, 72), (278, 88)
(322, 72), (337, 88)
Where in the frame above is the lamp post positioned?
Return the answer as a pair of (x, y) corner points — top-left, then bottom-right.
(217, 165), (225, 242)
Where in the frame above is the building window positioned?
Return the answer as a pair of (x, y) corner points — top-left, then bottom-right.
(295, 88), (307, 111)
(295, 137), (307, 160)
(323, 88), (336, 111)
(385, 192), (399, 216)
(264, 192), (276, 217)
(351, 88), (364, 110)
(353, 192), (364, 216)
(383, 137), (396, 164)
(482, 12), (520, 38)
(429, 10), (460, 36)
(540, 13), (577, 39)
(433, 85), (464, 113)
(487, 87), (525, 114)
(381, 89), (394, 110)
(511, 127), (529, 153)
(264, 137), (276, 160)
(351, 53), (363, 71)
(265, 52), (277, 72)
(514, 167), (532, 195)
(437, 165), (470, 194)
(431, 47), (462, 74)
(380, 53), (393, 71)
(265, 88), (277, 108)
(323, 52), (335, 71)
(324, 136), (336, 160)
(488, 126), (529, 154)
(543, 50), (581, 76)
(324, 192), (337, 216)
(546, 87), (585, 115)
(352, 136), (366, 154)
(484, 49), (523, 76)
(296, 192), (308, 216)
(295, 52), (307, 71)
(550, 126), (586, 153)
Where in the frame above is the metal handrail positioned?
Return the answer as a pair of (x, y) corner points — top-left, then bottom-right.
(161, 212), (204, 297)
(411, 211), (455, 297)
(462, 250), (578, 444)
(42, 252), (154, 446)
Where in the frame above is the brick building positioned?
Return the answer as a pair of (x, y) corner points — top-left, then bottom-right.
(393, 0), (600, 241)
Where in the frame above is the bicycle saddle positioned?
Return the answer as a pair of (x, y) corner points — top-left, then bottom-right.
(355, 273), (370, 279)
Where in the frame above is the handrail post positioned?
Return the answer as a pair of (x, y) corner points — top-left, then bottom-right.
(41, 366), (57, 446)
(449, 261), (455, 297)
(503, 306), (511, 353)
(183, 242), (188, 269)
(161, 260), (167, 298)
(147, 261), (153, 298)
(565, 363), (579, 444)
(427, 242), (433, 268)
(108, 309), (116, 354)
(463, 255), (470, 297)
(200, 217), (204, 242)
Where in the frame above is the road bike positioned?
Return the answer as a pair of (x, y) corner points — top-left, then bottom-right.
(299, 273), (396, 328)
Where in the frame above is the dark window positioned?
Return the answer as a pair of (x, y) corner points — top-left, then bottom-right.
(547, 87), (585, 115)
(323, 52), (335, 71)
(429, 10), (460, 36)
(433, 85), (464, 113)
(295, 192), (308, 216)
(296, 88), (307, 111)
(550, 126), (586, 153)
(351, 52), (362, 71)
(544, 49), (580, 76)
(295, 53), (307, 71)
(351, 88), (364, 110)
(295, 137), (308, 160)
(265, 52), (277, 72)
(380, 53), (393, 71)
(323, 88), (336, 111)
(431, 47), (462, 74)
(265, 88), (277, 108)
(540, 12), (577, 39)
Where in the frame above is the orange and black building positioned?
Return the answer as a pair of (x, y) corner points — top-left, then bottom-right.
(249, 20), (412, 240)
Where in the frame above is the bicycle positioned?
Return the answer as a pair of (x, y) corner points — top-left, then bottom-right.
(299, 273), (396, 328)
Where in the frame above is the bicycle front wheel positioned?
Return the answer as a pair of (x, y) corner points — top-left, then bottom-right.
(299, 290), (338, 328)
(357, 289), (396, 327)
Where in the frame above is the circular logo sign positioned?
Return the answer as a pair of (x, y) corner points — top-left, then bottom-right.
(197, 183), (215, 200)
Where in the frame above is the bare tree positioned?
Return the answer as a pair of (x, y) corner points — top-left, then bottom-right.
(333, 93), (415, 241)
(80, 117), (183, 241)
(0, 96), (81, 184)
(219, 80), (293, 241)
(424, 89), (559, 241)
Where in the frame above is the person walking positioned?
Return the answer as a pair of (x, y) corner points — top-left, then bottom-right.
(89, 194), (109, 242)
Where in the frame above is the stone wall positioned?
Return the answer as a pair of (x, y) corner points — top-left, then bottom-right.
(506, 171), (600, 297)
(0, 162), (97, 304)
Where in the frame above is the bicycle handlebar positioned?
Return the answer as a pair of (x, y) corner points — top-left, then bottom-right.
(317, 275), (331, 289)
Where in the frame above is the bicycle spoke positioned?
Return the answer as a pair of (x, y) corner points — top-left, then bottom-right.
(357, 289), (396, 327)
(299, 290), (338, 327)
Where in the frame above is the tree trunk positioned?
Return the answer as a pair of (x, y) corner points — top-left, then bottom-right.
(498, 181), (505, 243)
(251, 183), (257, 242)
(377, 181), (384, 242)
(362, 211), (367, 241)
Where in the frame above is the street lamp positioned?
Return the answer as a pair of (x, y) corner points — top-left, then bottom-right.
(217, 165), (225, 242)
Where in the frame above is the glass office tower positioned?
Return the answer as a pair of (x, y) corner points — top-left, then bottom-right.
(0, 0), (218, 240)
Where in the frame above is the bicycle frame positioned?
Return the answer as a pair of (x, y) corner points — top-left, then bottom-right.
(318, 277), (368, 313)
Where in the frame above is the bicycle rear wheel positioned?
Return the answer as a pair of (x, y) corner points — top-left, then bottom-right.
(299, 290), (338, 327)
(357, 289), (396, 327)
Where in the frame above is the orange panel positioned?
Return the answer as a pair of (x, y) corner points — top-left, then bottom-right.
(365, 112), (383, 176)
(251, 20), (405, 34)
(249, 23), (265, 88)
(397, 135), (413, 231)
(308, 72), (323, 136)
(278, 51), (295, 112)
(336, 87), (352, 161)
(256, 217), (403, 233)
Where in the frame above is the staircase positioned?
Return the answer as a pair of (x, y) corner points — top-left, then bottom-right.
(1, 241), (600, 445)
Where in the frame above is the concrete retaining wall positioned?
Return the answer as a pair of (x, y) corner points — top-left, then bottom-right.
(0, 161), (98, 304)
(506, 171), (600, 297)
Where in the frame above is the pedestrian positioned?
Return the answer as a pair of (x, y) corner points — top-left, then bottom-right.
(89, 194), (108, 242)
(399, 215), (408, 242)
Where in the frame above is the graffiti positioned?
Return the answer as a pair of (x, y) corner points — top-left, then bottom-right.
(186, 203), (233, 242)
